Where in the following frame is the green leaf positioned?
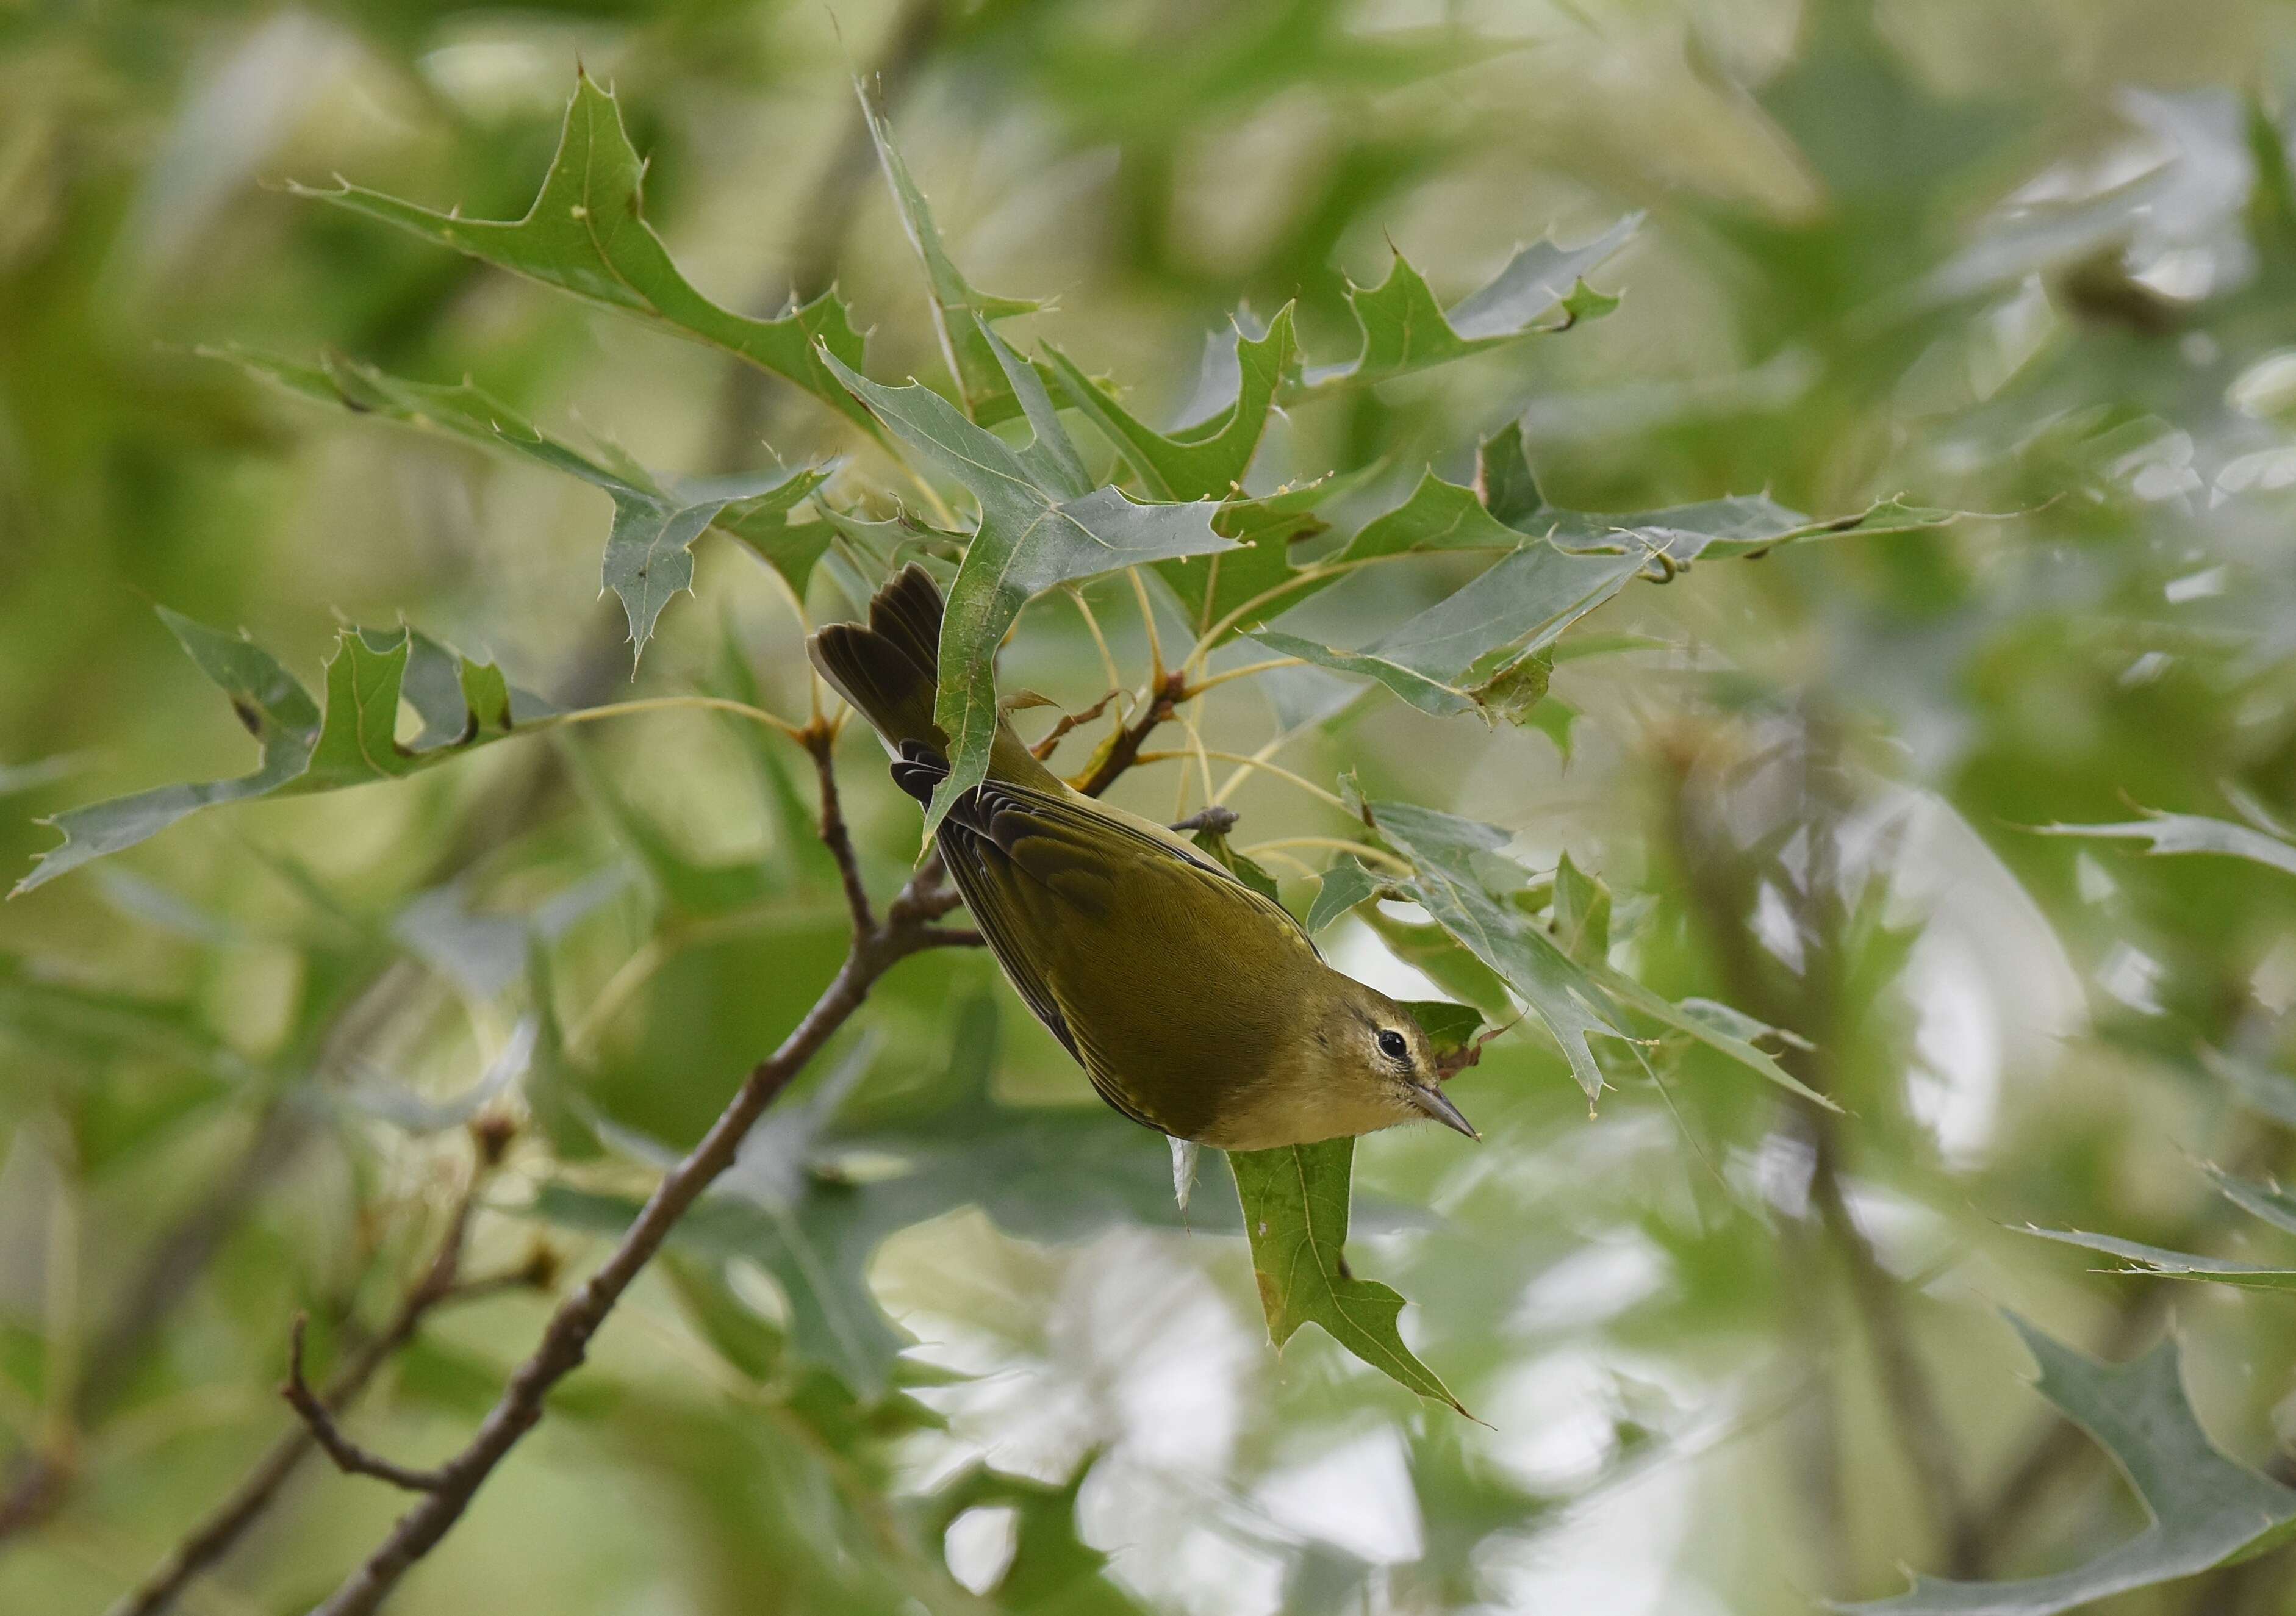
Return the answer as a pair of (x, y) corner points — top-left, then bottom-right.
(1155, 469), (1374, 648)
(1292, 216), (1641, 399)
(13, 611), (557, 896)
(1226, 1137), (1465, 1413)
(915, 1462), (1149, 1616)
(2022, 1226), (2296, 1291)
(821, 338), (1232, 839)
(1551, 853), (1610, 961)
(221, 348), (830, 659)
(860, 88), (1042, 424)
(1188, 824), (1283, 905)
(1396, 1000), (1484, 1063)
(1332, 470), (1527, 566)
(1837, 1316), (2296, 1614)
(2036, 810), (2296, 877)
(1307, 858), (1382, 932)
(1048, 306), (1298, 500)
(297, 71), (872, 432)
(1256, 538), (1641, 720)
(1357, 794), (1624, 1099)
(1591, 965), (1835, 1109)
(1480, 423), (1962, 563)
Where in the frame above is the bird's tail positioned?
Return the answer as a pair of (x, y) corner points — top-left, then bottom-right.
(808, 563), (946, 750)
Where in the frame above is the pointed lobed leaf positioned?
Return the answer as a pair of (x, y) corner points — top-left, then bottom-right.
(222, 348), (830, 661)
(1155, 469), (1375, 648)
(1293, 215), (1641, 398)
(1360, 795), (1624, 1099)
(1227, 1137), (1465, 1413)
(298, 71), (872, 431)
(2036, 811), (2296, 877)
(820, 341), (1232, 838)
(1837, 1316), (2296, 1614)
(14, 613), (559, 896)
(1047, 306), (1299, 500)
(1481, 423), (1962, 564)
(2022, 1226), (2296, 1291)
(860, 87), (1041, 424)
(1257, 538), (1641, 720)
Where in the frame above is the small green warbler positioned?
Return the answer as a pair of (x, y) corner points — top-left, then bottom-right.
(809, 566), (1478, 1151)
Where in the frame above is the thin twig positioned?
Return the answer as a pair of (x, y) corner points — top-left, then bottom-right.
(113, 1140), (550, 1616)
(807, 725), (875, 938)
(301, 857), (962, 1615)
(281, 1317), (447, 1493)
(1131, 749), (1346, 810)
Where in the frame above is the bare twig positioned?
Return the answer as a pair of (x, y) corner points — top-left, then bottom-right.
(112, 1137), (552, 1616)
(281, 1316), (448, 1493)
(807, 724), (875, 938)
(1070, 670), (1187, 798)
(304, 853), (963, 1615)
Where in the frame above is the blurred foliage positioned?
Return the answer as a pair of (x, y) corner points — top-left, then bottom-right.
(9, 1), (2296, 1614)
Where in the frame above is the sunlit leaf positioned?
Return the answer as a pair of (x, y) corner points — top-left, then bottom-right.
(298, 71), (872, 431)
(1227, 1136), (1465, 1413)
(860, 88), (1042, 424)
(1048, 306), (1297, 499)
(1291, 217), (1642, 398)
(822, 339), (1230, 839)
(1839, 1315), (2296, 1614)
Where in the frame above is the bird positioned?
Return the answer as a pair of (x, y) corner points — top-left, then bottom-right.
(808, 564), (1479, 1152)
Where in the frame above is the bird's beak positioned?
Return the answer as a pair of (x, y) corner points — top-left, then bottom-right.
(1410, 1083), (1479, 1141)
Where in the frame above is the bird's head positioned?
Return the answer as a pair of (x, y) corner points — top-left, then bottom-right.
(1319, 979), (1480, 1141)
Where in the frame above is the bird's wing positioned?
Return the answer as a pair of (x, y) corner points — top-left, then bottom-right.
(968, 780), (1313, 943)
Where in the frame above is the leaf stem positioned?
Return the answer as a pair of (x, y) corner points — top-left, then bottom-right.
(1132, 749), (1346, 810)
(1238, 836), (1412, 875)
(1182, 656), (1306, 697)
(540, 694), (806, 742)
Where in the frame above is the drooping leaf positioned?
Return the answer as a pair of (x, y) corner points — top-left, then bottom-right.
(1048, 306), (1299, 500)
(1837, 1315), (2296, 1614)
(1291, 217), (1642, 399)
(1307, 858), (1382, 932)
(2036, 810), (2296, 877)
(221, 349), (830, 658)
(14, 611), (562, 896)
(1356, 793), (1624, 1099)
(859, 87), (1042, 424)
(821, 339), (1231, 839)
(1256, 539), (1641, 720)
(1227, 1136), (1464, 1413)
(1592, 964), (1834, 1109)
(298, 71), (872, 430)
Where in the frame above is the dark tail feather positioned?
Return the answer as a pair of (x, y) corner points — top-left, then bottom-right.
(807, 564), (948, 755)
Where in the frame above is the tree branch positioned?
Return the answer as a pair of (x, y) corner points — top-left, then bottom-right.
(807, 724), (875, 939)
(110, 1133), (551, 1616)
(1070, 670), (1187, 798)
(282, 1315), (449, 1493)
(304, 856), (960, 1615)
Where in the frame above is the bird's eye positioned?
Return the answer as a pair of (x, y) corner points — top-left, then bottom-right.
(1376, 1029), (1408, 1061)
